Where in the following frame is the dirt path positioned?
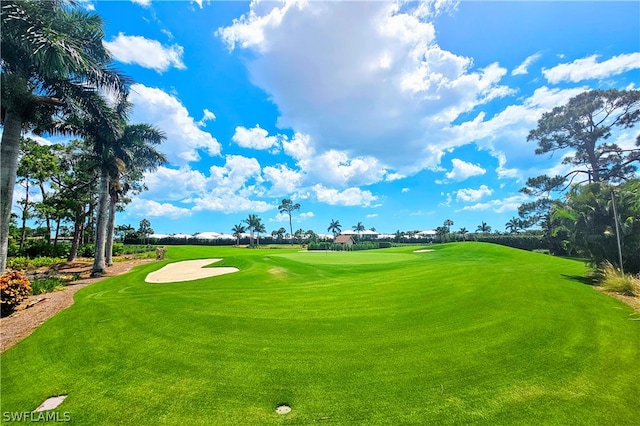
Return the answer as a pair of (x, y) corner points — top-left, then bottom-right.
(1, 258), (155, 353)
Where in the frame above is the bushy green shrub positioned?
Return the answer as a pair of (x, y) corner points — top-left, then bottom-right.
(112, 243), (125, 256)
(30, 277), (67, 295)
(307, 241), (382, 251)
(119, 244), (157, 255)
(7, 239), (20, 256)
(7, 256), (66, 270)
(378, 242), (392, 248)
(79, 244), (95, 258)
(32, 256), (66, 267)
(308, 242), (333, 251)
(6, 256), (34, 270)
(1, 271), (32, 317)
(475, 234), (547, 251)
(22, 240), (70, 258)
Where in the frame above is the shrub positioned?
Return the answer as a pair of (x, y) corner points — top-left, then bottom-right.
(122, 244), (156, 255)
(475, 234), (547, 252)
(30, 277), (67, 295)
(1, 271), (32, 317)
(596, 262), (640, 297)
(112, 243), (125, 256)
(353, 241), (380, 251)
(32, 256), (66, 268)
(6, 256), (34, 270)
(78, 244), (95, 258)
(22, 240), (70, 258)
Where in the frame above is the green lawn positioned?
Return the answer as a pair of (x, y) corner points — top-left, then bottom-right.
(1, 243), (638, 424)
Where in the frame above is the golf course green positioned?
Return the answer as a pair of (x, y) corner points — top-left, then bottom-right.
(1, 243), (638, 424)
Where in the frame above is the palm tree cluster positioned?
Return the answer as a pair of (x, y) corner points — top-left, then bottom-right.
(1, 1), (166, 274)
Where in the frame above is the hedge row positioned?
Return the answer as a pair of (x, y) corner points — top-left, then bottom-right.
(307, 241), (390, 251)
(474, 234), (548, 251)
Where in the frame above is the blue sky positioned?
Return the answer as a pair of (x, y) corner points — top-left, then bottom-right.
(23, 1), (640, 236)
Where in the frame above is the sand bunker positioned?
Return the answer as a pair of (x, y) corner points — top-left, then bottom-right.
(145, 259), (239, 283)
(413, 249), (434, 253)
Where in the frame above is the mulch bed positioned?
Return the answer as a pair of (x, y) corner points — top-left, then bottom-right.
(1, 258), (155, 353)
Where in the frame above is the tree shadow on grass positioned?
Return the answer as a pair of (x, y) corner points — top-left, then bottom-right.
(561, 274), (597, 286)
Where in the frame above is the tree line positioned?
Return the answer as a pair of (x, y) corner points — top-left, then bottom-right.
(1, 1), (166, 276)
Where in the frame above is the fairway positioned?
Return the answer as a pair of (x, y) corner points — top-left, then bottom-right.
(1, 243), (638, 425)
(273, 250), (418, 265)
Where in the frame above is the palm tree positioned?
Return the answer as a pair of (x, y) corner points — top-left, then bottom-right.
(476, 221), (492, 234)
(61, 95), (127, 277)
(294, 228), (305, 246)
(458, 227), (469, 241)
(254, 220), (266, 247)
(243, 214), (260, 248)
(435, 226), (448, 243)
(327, 219), (342, 237)
(0, 0), (128, 272)
(271, 227), (286, 243)
(232, 224), (246, 246)
(353, 221), (365, 242)
(104, 124), (167, 266)
(60, 94), (160, 276)
(278, 198), (301, 246)
(505, 217), (524, 234)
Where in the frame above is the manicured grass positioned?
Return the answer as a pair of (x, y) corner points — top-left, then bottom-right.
(1, 243), (638, 425)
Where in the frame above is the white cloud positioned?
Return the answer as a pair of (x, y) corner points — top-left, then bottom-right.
(281, 132), (388, 188)
(24, 133), (53, 146)
(129, 84), (221, 164)
(217, 1), (513, 175)
(457, 202), (491, 212)
(131, 0), (151, 7)
(445, 86), (588, 179)
(312, 184), (378, 207)
(191, 0), (208, 10)
(311, 150), (387, 187)
(456, 185), (493, 202)
(438, 192), (452, 207)
(366, 213), (379, 219)
(192, 194), (272, 213)
(143, 166), (207, 201)
(401, 187), (410, 193)
(543, 53), (640, 84)
(455, 194), (528, 214)
(197, 109), (216, 127)
(208, 155), (262, 192)
(446, 158), (486, 181)
(78, 0), (95, 11)
(512, 52), (542, 76)
(282, 132), (315, 161)
(262, 164), (303, 196)
(127, 199), (192, 219)
(104, 33), (186, 73)
(299, 212), (314, 219)
(232, 125), (280, 150)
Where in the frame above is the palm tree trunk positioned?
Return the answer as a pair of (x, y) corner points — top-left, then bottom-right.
(289, 215), (294, 246)
(38, 182), (51, 241)
(91, 167), (109, 276)
(19, 180), (29, 250)
(105, 192), (117, 266)
(53, 217), (61, 246)
(68, 204), (85, 261)
(0, 110), (23, 273)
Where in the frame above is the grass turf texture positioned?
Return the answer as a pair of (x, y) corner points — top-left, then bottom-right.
(1, 243), (638, 424)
